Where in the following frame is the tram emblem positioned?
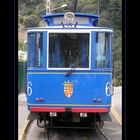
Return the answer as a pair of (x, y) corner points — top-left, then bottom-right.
(64, 81), (73, 98)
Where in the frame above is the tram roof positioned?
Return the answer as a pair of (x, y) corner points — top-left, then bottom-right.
(26, 26), (113, 33)
(41, 13), (99, 19)
(41, 13), (99, 26)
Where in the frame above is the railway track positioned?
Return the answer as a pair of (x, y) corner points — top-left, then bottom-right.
(46, 127), (111, 140)
(22, 120), (117, 140)
(96, 127), (110, 140)
(20, 109), (121, 140)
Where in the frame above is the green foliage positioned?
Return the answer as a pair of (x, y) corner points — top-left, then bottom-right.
(113, 60), (122, 86)
(113, 35), (122, 61)
(108, 0), (122, 30)
(24, 15), (40, 28)
(35, 3), (45, 17)
(18, 39), (26, 51)
(98, 11), (111, 27)
(81, 4), (97, 13)
(112, 30), (122, 86)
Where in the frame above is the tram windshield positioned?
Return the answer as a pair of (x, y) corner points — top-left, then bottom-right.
(49, 33), (89, 68)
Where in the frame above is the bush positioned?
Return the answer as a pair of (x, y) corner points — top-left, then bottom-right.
(24, 15), (40, 28)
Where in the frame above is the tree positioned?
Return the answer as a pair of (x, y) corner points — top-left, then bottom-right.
(98, 11), (111, 27)
(108, 0), (122, 30)
(81, 4), (98, 13)
(112, 32), (122, 86)
(18, 39), (26, 51)
(24, 15), (40, 28)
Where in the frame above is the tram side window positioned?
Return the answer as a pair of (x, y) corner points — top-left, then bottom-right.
(95, 32), (111, 68)
(27, 32), (43, 67)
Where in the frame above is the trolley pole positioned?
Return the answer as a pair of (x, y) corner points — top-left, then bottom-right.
(46, 0), (50, 14)
(98, 0), (100, 16)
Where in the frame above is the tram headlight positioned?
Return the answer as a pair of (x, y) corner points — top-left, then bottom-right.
(80, 113), (87, 117)
(64, 12), (75, 24)
(50, 112), (57, 117)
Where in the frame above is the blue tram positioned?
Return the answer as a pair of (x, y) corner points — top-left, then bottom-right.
(26, 12), (113, 129)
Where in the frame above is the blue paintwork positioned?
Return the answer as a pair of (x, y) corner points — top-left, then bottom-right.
(27, 73), (112, 108)
(91, 32), (96, 69)
(26, 13), (113, 113)
(41, 13), (99, 26)
(42, 32), (47, 68)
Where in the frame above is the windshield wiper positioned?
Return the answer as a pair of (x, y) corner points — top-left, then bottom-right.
(65, 55), (87, 77)
(65, 65), (76, 77)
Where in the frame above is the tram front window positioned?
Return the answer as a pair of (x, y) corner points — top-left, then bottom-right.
(49, 33), (89, 68)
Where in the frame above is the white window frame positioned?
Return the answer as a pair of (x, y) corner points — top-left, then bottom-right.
(47, 29), (91, 70)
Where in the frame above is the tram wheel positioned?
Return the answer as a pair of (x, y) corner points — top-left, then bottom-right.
(96, 120), (104, 129)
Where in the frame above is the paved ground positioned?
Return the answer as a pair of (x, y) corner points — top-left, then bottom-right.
(112, 86), (122, 119)
(18, 86), (122, 139)
(18, 93), (29, 140)
(24, 111), (121, 140)
(18, 93), (29, 129)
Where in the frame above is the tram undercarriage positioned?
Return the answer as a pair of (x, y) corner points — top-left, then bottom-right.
(28, 112), (111, 129)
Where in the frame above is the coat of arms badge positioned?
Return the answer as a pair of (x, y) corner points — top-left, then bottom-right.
(64, 80), (73, 98)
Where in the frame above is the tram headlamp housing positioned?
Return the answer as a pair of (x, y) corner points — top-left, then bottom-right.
(80, 113), (87, 118)
(50, 112), (57, 117)
(64, 12), (75, 24)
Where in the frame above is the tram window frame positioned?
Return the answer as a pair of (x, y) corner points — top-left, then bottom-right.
(48, 32), (90, 70)
(95, 32), (111, 68)
(27, 32), (43, 68)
